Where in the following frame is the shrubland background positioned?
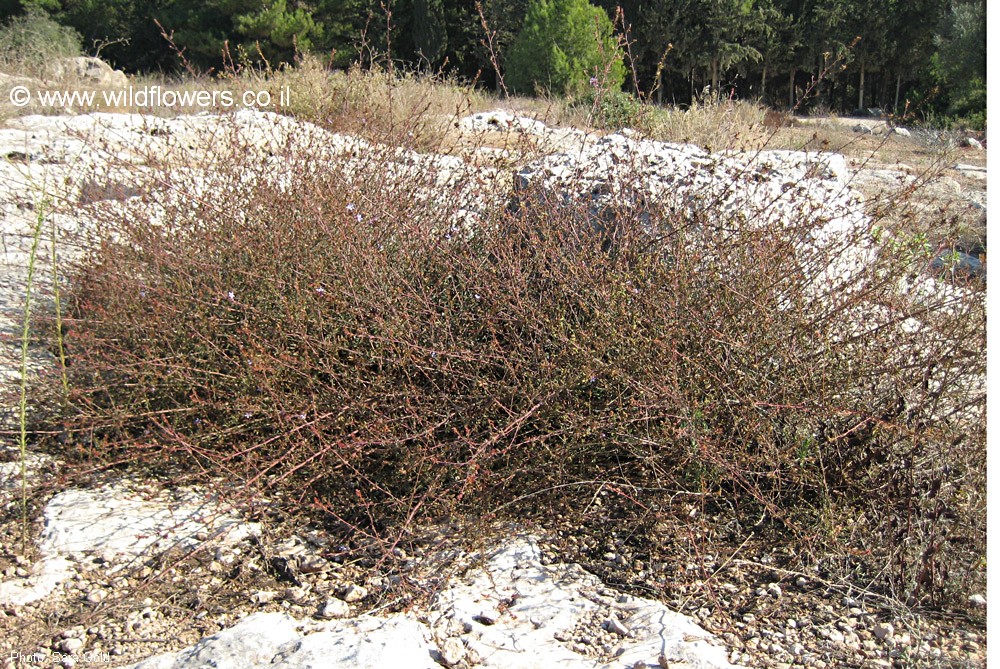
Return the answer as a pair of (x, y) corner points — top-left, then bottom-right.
(0, 0), (988, 129)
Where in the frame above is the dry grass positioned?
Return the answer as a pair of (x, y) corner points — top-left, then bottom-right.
(646, 94), (770, 151)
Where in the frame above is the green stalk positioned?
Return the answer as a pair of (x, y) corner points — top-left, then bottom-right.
(18, 197), (48, 553)
(51, 215), (69, 402)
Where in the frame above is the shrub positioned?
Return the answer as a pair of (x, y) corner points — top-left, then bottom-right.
(575, 88), (646, 131)
(32, 103), (985, 613)
(0, 8), (82, 79)
(505, 0), (625, 96)
(646, 93), (769, 151)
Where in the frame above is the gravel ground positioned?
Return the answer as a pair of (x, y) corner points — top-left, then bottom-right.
(0, 474), (987, 669)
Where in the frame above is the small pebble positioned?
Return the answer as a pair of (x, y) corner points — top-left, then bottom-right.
(59, 637), (84, 653)
(316, 598), (349, 619)
(604, 614), (630, 637)
(872, 622), (894, 641)
(439, 637), (465, 667)
(250, 590), (278, 604)
(340, 584), (367, 603)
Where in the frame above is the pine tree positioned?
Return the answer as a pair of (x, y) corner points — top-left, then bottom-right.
(233, 0), (320, 62)
(932, 0), (986, 123)
(506, 0), (624, 96)
(411, 0), (446, 67)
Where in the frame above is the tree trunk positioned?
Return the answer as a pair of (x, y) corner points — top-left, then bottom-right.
(656, 68), (663, 105)
(788, 68), (795, 109)
(858, 61), (866, 111)
(894, 73), (902, 115)
(710, 57), (720, 93)
(816, 57), (824, 107)
(761, 64), (767, 100)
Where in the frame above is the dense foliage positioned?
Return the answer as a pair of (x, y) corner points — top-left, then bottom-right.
(0, 0), (985, 124)
(505, 0), (624, 95)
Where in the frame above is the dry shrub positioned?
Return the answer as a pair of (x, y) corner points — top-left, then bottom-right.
(257, 58), (492, 150)
(32, 105), (984, 613)
(763, 108), (796, 129)
(646, 92), (769, 151)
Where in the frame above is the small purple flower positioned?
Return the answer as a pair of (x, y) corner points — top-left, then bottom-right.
(315, 286), (326, 295)
(356, 213), (363, 223)
(227, 291), (236, 301)
(346, 203), (356, 212)
(590, 76), (599, 88)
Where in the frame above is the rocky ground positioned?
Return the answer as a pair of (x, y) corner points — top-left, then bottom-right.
(0, 105), (987, 668)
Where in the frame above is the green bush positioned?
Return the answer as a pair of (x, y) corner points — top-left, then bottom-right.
(0, 8), (82, 79)
(575, 88), (646, 130)
(505, 0), (625, 96)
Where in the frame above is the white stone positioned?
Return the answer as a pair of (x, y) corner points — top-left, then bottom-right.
(317, 598), (349, 619)
(39, 485), (258, 563)
(129, 613), (298, 669)
(439, 637), (466, 666)
(250, 590), (278, 605)
(339, 584), (367, 603)
(118, 537), (741, 669)
(273, 616), (438, 669)
(457, 111), (549, 135)
(0, 555), (75, 607)
(605, 613), (630, 636)
(46, 57), (128, 88)
(0, 482), (258, 607)
(873, 622), (894, 641)
(431, 537), (740, 668)
(59, 637), (84, 653)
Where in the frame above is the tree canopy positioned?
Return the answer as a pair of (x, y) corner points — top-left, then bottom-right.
(506, 0), (624, 96)
(0, 0), (985, 126)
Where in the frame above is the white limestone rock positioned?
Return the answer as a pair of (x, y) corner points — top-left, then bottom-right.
(46, 57), (128, 89)
(458, 111), (550, 135)
(130, 613), (300, 669)
(119, 538), (742, 669)
(431, 536), (741, 669)
(513, 131), (875, 295)
(0, 482), (258, 607)
(0, 555), (75, 607)
(39, 483), (257, 562)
